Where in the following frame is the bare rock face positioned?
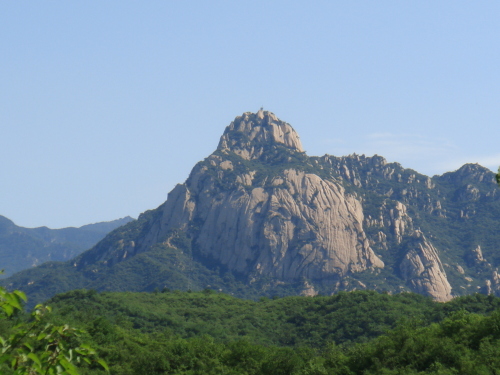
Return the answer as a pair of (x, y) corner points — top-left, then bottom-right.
(141, 167), (383, 281)
(466, 245), (485, 266)
(365, 200), (414, 244)
(455, 184), (481, 202)
(364, 198), (453, 301)
(470, 245), (485, 263)
(300, 280), (318, 297)
(485, 279), (493, 295)
(399, 230), (452, 302)
(217, 110), (304, 160)
(484, 270), (500, 296)
(137, 111), (383, 283)
(472, 245), (485, 262)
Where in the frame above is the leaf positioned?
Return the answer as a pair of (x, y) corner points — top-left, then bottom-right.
(59, 357), (79, 375)
(4, 293), (23, 311)
(2, 303), (13, 317)
(13, 290), (27, 302)
(27, 352), (42, 368)
(97, 358), (110, 372)
(0, 353), (11, 364)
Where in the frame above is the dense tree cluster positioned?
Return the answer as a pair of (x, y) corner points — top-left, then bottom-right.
(14, 289), (500, 374)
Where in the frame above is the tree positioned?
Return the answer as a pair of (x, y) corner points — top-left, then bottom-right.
(0, 274), (108, 375)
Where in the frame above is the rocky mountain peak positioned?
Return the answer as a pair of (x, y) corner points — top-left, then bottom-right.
(217, 110), (304, 160)
(439, 163), (496, 185)
(8, 110), (500, 305)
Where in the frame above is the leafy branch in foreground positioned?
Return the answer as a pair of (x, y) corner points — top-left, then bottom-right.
(0, 272), (108, 375)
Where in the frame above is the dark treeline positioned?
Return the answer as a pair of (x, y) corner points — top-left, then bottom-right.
(5, 290), (500, 374)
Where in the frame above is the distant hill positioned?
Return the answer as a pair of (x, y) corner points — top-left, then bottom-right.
(3, 110), (500, 306)
(0, 215), (134, 277)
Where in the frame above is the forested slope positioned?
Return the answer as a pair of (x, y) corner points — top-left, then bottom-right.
(8, 290), (499, 374)
(0, 215), (134, 277)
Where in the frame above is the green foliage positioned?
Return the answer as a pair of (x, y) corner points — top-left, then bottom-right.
(26, 289), (500, 374)
(0, 276), (107, 375)
(23, 289), (500, 374)
(346, 310), (500, 374)
(45, 290), (439, 349)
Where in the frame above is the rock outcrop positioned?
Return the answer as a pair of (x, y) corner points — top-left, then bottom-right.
(466, 245), (485, 266)
(365, 200), (413, 244)
(365, 199), (453, 301)
(486, 270), (500, 296)
(399, 231), (452, 302)
(135, 111), (383, 283)
(201, 169), (379, 278)
(217, 110), (304, 160)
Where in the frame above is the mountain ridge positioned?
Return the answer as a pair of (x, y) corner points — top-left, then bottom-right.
(0, 215), (134, 278)
(3, 111), (500, 305)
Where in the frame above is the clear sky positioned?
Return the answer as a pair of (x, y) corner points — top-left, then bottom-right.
(2, 2), (500, 229)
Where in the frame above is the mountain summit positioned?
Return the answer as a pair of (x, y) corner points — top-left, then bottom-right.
(217, 110), (304, 159)
(78, 111), (384, 283)
(5, 111), (500, 304)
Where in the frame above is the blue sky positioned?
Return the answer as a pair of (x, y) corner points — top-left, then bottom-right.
(2, 2), (500, 228)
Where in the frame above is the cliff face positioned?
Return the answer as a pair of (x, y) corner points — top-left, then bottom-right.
(146, 168), (383, 280)
(132, 111), (383, 282)
(399, 230), (452, 302)
(364, 200), (453, 301)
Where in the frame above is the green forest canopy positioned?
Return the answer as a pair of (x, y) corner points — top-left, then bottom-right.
(5, 289), (500, 375)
